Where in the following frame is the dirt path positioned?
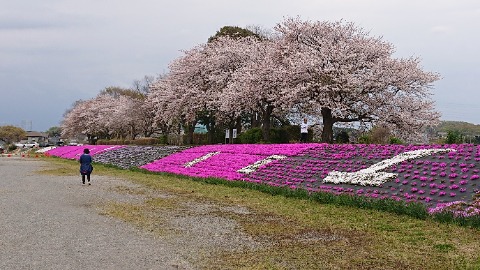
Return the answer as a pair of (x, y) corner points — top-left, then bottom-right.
(0, 157), (217, 269)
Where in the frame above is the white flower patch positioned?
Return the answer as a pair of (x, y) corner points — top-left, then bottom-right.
(323, 148), (456, 186)
(184, 151), (220, 168)
(96, 146), (120, 154)
(238, 155), (287, 174)
(36, 146), (56, 153)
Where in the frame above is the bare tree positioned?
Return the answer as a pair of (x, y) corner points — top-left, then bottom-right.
(132, 75), (156, 94)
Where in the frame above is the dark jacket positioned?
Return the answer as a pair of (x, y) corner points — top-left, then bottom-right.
(79, 154), (93, 175)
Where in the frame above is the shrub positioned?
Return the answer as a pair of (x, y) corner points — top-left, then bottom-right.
(389, 137), (404, 145)
(97, 139), (118, 145)
(358, 135), (371, 144)
(283, 125), (302, 142)
(136, 138), (163, 145)
(192, 133), (208, 145)
(269, 128), (290, 143)
(96, 138), (163, 146)
(8, 144), (17, 151)
(238, 126), (300, 144)
(370, 126), (391, 144)
(335, 131), (350, 144)
(445, 130), (463, 144)
(239, 128), (263, 143)
(157, 135), (168, 145)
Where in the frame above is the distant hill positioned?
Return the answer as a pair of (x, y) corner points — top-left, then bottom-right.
(435, 121), (480, 136)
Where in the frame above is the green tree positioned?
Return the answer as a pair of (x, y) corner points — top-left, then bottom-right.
(0, 125), (26, 144)
(208, 26), (261, 43)
(46, 126), (62, 138)
(445, 130), (464, 144)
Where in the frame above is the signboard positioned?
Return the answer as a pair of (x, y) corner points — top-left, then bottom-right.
(232, 129), (237, 139)
(225, 129), (230, 139)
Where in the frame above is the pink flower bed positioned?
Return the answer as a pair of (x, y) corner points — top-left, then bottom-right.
(46, 143), (480, 217)
(46, 145), (125, 159)
(242, 144), (480, 216)
(428, 200), (480, 218)
(140, 144), (320, 180)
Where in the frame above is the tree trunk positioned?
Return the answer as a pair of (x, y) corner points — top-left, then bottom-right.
(185, 122), (196, 145)
(207, 122), (215, 144)
(321, 107), (335, 143)
(262, 106), (274, 142)
(87, 134), (97, 145)
(130, 125), (137, 140)
(205, 118), (215, 144)
(235, 116), (242, 134)
(251, 111), (260, 128)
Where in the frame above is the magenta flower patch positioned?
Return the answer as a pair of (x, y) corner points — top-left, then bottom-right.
(141, 144), (319, 180)
(242, 143), (480, 216)
(46, 143), (480, 217)
(45, 145), (125, 159)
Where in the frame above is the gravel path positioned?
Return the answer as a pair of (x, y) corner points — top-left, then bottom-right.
(0, 157), (259, 269)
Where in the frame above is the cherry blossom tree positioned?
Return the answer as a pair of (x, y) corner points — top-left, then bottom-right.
(62, 90), (149, 142)
(221, 38), (299, 141)
(145, 77), (183, 137)
(62, 98), (102, 143)
(99, 87), (150, 139)
(97, 81), (160, 138)
(275, 18), (440, 143)
(148, 36), (263, 144)
(147, 45), (208, 144)
(65, 18), (440, 145)
(137, 99), (159, 137)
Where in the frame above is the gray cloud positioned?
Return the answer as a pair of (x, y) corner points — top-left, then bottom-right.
(0, 0), (479, 131)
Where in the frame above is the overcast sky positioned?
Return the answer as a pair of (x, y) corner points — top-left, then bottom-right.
(1, 0), (479, 131)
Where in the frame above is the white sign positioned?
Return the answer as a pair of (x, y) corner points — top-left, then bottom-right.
(184, 152), (220, 168)
(238, 155), (287, 174)
(323, 148), (455, 186)
(225, 130), (230, 139)
(232, 129), (237, 139)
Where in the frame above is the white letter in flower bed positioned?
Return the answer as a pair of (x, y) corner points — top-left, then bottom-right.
(184, 152), (220, 168)
(323, 149), (455, 186)
(237, 155), (287, 174)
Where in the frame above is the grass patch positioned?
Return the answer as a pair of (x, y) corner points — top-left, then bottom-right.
(36, 159), (78, 176)
(100, 197), (182, 236)
(42, 157), (480, 269)
(101, 202), (146, 224)
(109, 185), (148, 196)
(434, 243), (455, 252)
(432, 211), (480, 228)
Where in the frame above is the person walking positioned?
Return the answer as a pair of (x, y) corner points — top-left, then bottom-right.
(79, 148), (93, 185)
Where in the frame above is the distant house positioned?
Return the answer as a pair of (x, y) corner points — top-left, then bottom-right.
(25, 131), (49, 145)
(437, 131), (448, 139)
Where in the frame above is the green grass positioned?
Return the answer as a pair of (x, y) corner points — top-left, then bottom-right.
(40, 157), (480, 269)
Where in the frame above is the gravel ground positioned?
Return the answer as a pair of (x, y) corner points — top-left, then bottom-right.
(0, 157), (260, 270)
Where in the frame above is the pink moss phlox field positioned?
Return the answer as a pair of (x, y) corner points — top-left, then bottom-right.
(140, 144), (320, 180)
(46, 145), (125, 159)
(242, 143), (480, 216)
(428, 200), (480, 218)
(46, 143), (480, 217)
